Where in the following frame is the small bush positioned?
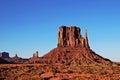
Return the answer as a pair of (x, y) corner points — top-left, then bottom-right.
(51, 68), (58, 73)
(0, 78), (5, 80)
(67, 70), (73, 73)
(61, 78), (69, 80)
(100, 71), (108, 75)
(39, 71), (44, 75)
(41, 78), (49, 80)
(117, 64), (120, 66)
(64, 62), (71, 66)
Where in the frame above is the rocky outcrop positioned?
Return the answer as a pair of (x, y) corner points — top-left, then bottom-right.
(28, 26), (111, 64)
(58, 26), (89, 48)
(33, 51), (39, 58)
(40, 47), (111, 64)
(0, 52), (28, 64)
(0, 52), (10, 58)
(13, 54), (18, 58)
(0, 58), (10, 64)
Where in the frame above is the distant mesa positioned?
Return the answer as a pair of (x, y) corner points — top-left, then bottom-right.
(0, 52), (28, 64)
(28, 26), (111, 64)
(0, 52), (10, 58)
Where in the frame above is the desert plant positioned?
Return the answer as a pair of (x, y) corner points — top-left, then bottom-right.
(41, 78), (49, 80)
(51, 68), (58, 73)
(64, 62), (71, 66)
(67, 70), (73, 73)
(0, 78), (5, 80)
(117, 64), (120, 66)
(61, 78), (69, 80)
(39, 71), (44, 75)
(100, 71), (108, 75)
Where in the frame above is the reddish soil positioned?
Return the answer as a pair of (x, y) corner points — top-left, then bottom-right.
(28, 47), (111, 65)
(0, 63), (120, 80)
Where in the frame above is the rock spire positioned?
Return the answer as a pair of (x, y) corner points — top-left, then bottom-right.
(33, 51), (39, 58)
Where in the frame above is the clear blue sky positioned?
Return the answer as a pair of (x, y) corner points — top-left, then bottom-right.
(0, 0), (120, 61)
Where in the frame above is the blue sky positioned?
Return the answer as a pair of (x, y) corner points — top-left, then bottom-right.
(0, 0), (120, 61)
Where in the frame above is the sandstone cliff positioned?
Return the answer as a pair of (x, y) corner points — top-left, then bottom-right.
(58, 26), (89, 48)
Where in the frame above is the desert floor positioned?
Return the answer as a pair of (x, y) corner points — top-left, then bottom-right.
(0, 63), (120, 80)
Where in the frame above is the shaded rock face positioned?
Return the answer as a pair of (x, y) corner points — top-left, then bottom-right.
(58, 26), (89, 48)
(0, 52), (10, 58)
(0, 58), (10, 64)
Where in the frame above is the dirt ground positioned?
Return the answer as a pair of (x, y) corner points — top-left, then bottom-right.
(0, 63), (120, 80)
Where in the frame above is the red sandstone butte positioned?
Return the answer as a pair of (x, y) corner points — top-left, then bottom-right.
(28, 26), (111, 64)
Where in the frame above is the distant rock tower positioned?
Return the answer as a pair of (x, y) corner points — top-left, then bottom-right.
(14, 54), (18, 58)
(58, 26), (89, 48)
(33, 51), (39, 58)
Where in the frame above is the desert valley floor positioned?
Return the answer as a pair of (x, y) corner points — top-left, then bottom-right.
(0, 63), (120, 80)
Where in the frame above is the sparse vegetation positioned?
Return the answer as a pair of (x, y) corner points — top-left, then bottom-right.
(0, 77), (5, 80)
(67, 70), (73, 73)
(39, 71), (45, 75)
(100, 71), (108, 75)
(0, 64), (120, 79)
(41, 78), (49, 80)
(117, 64), (120, 66)
(51, 68), (58, 73)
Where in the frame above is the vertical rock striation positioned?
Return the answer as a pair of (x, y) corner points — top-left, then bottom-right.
(58, 26), (89, 48)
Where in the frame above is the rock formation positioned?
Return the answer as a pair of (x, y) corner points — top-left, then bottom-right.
(28, 26), (111, 64)
(0, 52), (10, 58)
(33, 51), (39, 58)
(14, 54), (18, 58)
(58, 26), (89, 48)
(0, 57), (10, 64)
(0, 52), (28, 64)
(12, 54), (28, 63)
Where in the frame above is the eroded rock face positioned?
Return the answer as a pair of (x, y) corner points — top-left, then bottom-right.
(58, 26), (89, 48)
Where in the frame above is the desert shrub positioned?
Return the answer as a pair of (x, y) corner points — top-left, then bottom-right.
(26, 65), (33, 68)
(39, 71), (44, 75)
(41, 78), (49, 80)
(64, 62), (71, 66)
(0, 78), (5, 80)
(61, 78), (69, 80)
(67, 70), (73, 73)
(100, 71), (108, 75)
(51, 68), (58, 73)
(117, 64), (120, 66)
(1, 68), (9, 71)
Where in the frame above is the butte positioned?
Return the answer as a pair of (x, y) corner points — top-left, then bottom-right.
(28, 26), (111, 65)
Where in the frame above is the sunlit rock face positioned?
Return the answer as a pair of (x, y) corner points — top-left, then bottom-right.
(58, 26), (89, 48)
